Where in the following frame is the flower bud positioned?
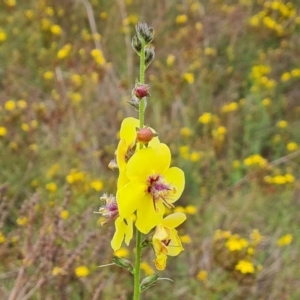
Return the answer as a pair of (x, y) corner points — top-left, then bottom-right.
(127, 95), (140, 110)
(137, 127), (157, 144)
(133, 83), (150, 99)
(131, 35), (142, 54)
(140, 273), (159, 292)
(98, 194), (118, 225)
(112, 256), (134, 274)
(136, 22), (154, 45)
(145, 46), (155, 68)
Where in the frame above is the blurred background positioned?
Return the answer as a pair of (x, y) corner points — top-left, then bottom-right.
(0, 0), (300, 299)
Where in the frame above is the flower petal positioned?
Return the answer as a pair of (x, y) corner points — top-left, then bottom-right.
(154, 253), (167, 271)
(120, 117), (139, 146)
(167, 228), (184, 256)
(118, 181), (146, 218)
(162, 212), (186, 228)
(135, 198), (165, 234)
(126, 147), (156, 181)
(124, 216), (133, 246)
(111, 217), (126, 251)
(163, 167), (185, 203)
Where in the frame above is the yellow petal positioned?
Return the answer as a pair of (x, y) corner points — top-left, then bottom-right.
(163, 167), (185, 203)
(116, 139), (128, 171)
(162, 212), (186, 228)
(167, 228), (184, 256)
(136, 199), (164, 234)
(124, 216), (133, 245)
(120, 117), (139, 146)
(154, 253), (167, 271)
(118, 181), (146, 217)
(111, 217), (126, 251)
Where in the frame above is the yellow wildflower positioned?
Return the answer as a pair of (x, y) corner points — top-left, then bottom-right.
(90, 180), (103, 191)
(60, 210), (69, 220)
(50, 24), (62, 35)
(196, 270), (208, 281)
(198, 112), (213, 124)
(190, 151), (202, 162)
(5, 100), (16, 111)
(185, 205), (197, 215)
(43, 71), (54, 80)
(46, 182), (57, 193)
(180, 234), (192, 244)
(166, 54), (175, 67)
(281, 72), (291, 82)
(286, 142), (298, 152)
(140, 262), (155, 275)
(261, 98), (271, 106)
(225, 235), (248, 251)
(235, 260), (255, 274)
(277, 234), (293, 246)
(276, 120), (288, 129)
(74, 266), (90, 277)
(183, 72), (194, 84)
(114, 247), (129, 257)
(17, 216), (29, 226)
(0, 30), (7, 42)
(176, 14), (187, 25)
(0, 127), (7, 137)
(0, 231), (6, 243)
(180, 127), (192, 138)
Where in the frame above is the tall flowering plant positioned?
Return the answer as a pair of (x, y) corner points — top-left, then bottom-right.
(98, 23), (186, 299)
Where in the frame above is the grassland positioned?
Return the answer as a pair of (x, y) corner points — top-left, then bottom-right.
(0, 0), (300, 299)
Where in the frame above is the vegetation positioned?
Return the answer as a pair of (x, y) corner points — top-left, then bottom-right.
(0, 0), (300, 299)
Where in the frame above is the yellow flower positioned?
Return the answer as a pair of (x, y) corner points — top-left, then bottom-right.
(43, 71), (54, 80)
(284, 173), (295, 183)
(166, 54), (175, 67)
(286, 142), (298, 152)
(235, 260), (255, 274)
(190, 151), (202, 162)
(57, 44), (72, 59)
(111, 216), (133, 251)
(17, 216), (29, 226)
(60, 210), (69, 220)
(225, 235), (248, 251)
(185, 205), (197, 215)
(152, 212), (186, 270)
(0, 127), (7, 137)
(281, 72), (291, 82)
(244, 154), (267, 167)
(46, 182), (57, 193)
(198, 112), (212, 124)
(91, 49), (106, 66)
(50, 24), (62, 35)
(277, 234), (293, 246)
(176, 14), (188, 25)
(214, 229), (231, 240)
(261, 98), (271, 106)
(75, 266), (90, 277)
(180, 234), (191, 244)
(118, 143), (185, 234)
(0, 30), (7, 42)
(17, 100), (27, 109)
(196, 270), (208, 281)
(90, 180), (103, 191)
(5, 100), (16, 111)
(250, 229), (263, 245)
(114, 247), (129, 257)
(180, 127), (192, 138)
(52, 267), (67, 276)
(204, 47), (217, 56)
(140, 262), (155, 275)
(183, 72), (194, 84)
(0, 231), (6, 244)
(272, 175), (286, 185)
(276, 120), (288, 129)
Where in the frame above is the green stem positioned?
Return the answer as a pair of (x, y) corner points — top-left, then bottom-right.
(133, 38), (146, 300)
(139, 39), (146, 128)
